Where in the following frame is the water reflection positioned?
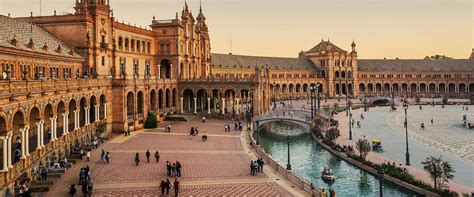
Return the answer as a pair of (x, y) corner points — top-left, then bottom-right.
(258, 121), (418, 197)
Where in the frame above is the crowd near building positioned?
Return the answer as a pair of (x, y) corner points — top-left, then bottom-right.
(0, 0), (472, 194)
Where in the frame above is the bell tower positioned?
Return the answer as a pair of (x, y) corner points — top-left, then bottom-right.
(75, 0), (113, 78)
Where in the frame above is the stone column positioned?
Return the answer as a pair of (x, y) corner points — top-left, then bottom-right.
(236, 98), (240, 115)
(180, 97), (184, 114)
(85, 107), (90, 125)
(20, 128), (26, 159)
(62, 113), (68, 135)
(95, 105), (100, 122)
(158, 64), (161, 79)
(73, 110), (78, 130)
(7, 134), (12, 168)
(40, 120), (44, 147)
(193, 98), (197, 114)
(25, 127), (29, 156)
(36, 122), (41, 149)
(2, 136), (7, 171)
(104, 104), (108, 119)
(65, 112), (69, 134)
(207, 97), (211, 114)
(50, 117), (55, 141)
(221, 98), (225, 115)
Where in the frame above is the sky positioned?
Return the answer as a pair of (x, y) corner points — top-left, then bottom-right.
(1, 0), (472, 59)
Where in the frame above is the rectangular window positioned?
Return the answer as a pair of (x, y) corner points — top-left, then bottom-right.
(101, 56), (105, 66)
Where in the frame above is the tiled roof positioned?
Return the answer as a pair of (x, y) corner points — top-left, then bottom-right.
(306, 40), (346, 53)
(211, 53), (316, 70)
(358, 59), (474, 72)
(0, 15), (82, 59)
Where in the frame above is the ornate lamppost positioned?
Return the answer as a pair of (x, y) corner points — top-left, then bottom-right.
(403, 102), (410, 166)
(256, 120), (260, 145)
(286, 133), (292, 170)
(348, 99), (353, 140)
(378, 168), (384, 197)
(310, 84), (316, 120)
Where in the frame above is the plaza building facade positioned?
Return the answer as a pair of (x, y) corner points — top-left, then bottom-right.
(0, 0), (472, 193)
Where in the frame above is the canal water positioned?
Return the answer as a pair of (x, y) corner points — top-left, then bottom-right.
(257, 121), (419, 197)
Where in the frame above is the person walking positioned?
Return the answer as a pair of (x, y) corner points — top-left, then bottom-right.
(154, 151), (160, 163)
(68, 184), (77, 197)
(173, 178), (180, 197)
(160, 179), (166, 196)
(105, 152), (110, 164)
(431, 118), (434, 125)
(145, 149), (151, 163)
(134, 152), (140, 166)
(86, 151), (90, 162)
(40, 165), (48, 181)
(165, 179), (171, 195)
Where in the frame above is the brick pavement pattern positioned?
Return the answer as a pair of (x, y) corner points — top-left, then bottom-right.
(94, 182), (293, 197)
(91, 152), (266, 184)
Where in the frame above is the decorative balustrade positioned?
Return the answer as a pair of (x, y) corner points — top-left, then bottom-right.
(0, 79), (111, 95)
(0, 120), (105, 188)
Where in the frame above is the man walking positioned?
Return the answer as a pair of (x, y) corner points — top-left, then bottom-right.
(105, 152), (110, 164)
(145, 149), (151, 163)
(134, 152), (140, 166)
(174, 178), (180, 197)
(159, 179), (166, 196)
(86, 150), (90, 162)
(154, 150), (160, 163)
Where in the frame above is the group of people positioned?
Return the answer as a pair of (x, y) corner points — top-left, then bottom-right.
(72, 165), (93, 197)
(166, 161), (182, 177)
(319, 188), (337, 197)
(188, 127), (209, 141)
(159, 178), (180, 196)
(136, 150), (161, 165)
(250, 158), (265, 176)
(100, 149), (110, 164)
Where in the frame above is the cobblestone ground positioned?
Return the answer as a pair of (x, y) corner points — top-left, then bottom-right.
(47, 118), (293, 196)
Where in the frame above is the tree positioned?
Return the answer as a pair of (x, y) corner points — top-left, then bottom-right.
(325, 127), (340, 142)
(356, 138), (371, 161)
(144, 112), (158, 128)
(421, 156), (455, 191)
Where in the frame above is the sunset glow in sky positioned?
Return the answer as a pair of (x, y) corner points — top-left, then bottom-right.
(1, 0), (472, 59)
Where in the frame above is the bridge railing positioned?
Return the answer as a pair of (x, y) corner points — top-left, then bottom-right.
(249, 118), (321, 196)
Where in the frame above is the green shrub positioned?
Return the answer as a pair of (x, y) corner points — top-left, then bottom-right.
(144, 112), (158, 128)
(97, 123), (107, 134)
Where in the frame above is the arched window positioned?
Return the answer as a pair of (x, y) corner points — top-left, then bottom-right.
(335, 71), (339, 78)
(131, 39), (135, 52)
(124, 38), (129, 51)
(118, 37), (123, 50)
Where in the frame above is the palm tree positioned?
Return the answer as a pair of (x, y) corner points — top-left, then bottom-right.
(356, 138), (371, 161)
(421, 155), (455, 191)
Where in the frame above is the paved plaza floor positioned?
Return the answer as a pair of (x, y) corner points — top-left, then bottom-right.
(350, 105), (473, 186)
(46, 119), (303, 196)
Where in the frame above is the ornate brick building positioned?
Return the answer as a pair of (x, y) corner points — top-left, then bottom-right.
(0, 0), (472, 193)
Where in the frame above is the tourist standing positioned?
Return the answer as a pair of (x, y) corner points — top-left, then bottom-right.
(176, 161), (182, 177)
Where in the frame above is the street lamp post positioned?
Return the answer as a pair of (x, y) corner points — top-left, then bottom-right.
(348, 100), (352, 140)
(403, 102), (410, 166)
(256, 120), (260, 145)
(310, 85), (314, 120)
(286, 134), (292, 170)
(378, 168), (384, 197)
(317, 84), (320, 112)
